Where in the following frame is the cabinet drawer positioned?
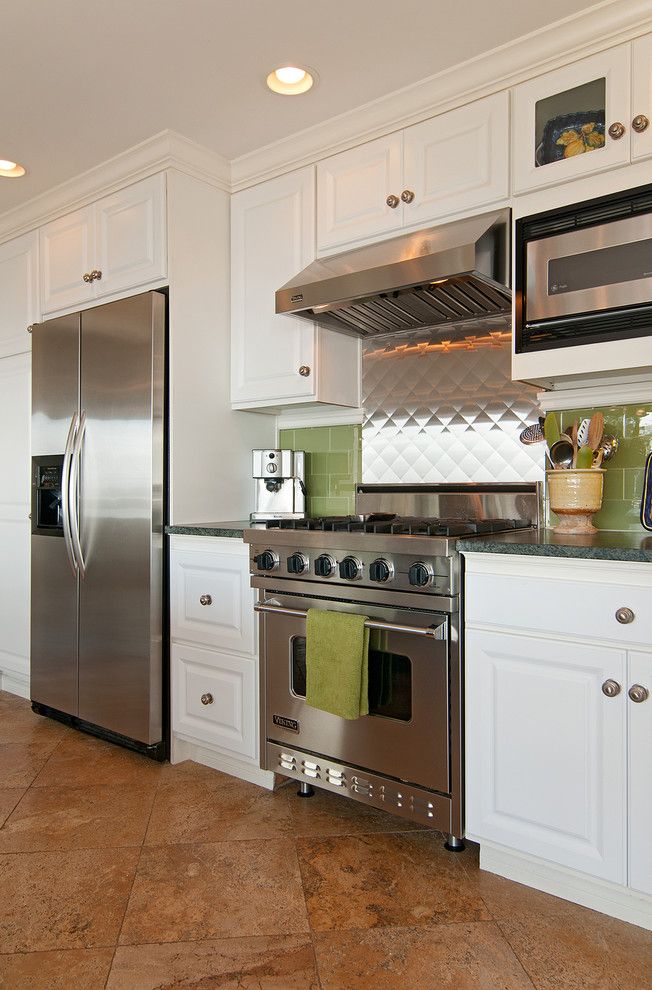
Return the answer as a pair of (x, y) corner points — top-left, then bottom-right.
(170, 543), (255, 654)
(465, 566), (652, 647)
(172, 643), (257, 759)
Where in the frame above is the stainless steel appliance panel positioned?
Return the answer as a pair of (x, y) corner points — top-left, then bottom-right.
(262, 593), (450, 792)
(525, 212), (652, 323)
(30, 315), (80, 715)
(77, 293), (165, 744)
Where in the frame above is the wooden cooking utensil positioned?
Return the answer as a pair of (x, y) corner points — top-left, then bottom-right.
(571, 420), (579, 468)
(587, 412), (604, 452)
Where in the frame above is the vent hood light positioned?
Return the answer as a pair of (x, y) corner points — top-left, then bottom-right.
(0, 159), (25, 178)
(266, 65), (315, 95)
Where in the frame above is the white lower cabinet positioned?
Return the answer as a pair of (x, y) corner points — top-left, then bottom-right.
(464, 553), (652, 927)
(170, 535), (268, 783)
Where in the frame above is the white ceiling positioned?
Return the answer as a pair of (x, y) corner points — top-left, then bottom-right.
(1, 0), (600, 213)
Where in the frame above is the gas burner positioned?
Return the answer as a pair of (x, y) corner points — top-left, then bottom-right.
(263, 514), (532, 537)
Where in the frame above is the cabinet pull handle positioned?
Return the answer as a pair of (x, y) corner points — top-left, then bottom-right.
(602, 679), (621, 698)
(629, 684), (649, 703)
(615, 606), (634, 624)
(200, 693), (214, 706)
(298, 365), (311, 377)
(199, 594), (212, 606)
(400, 189), (415, 204)
(632, 114), (649, 133)
(608, 122), (626, 140)
(386, 194), (400, 209)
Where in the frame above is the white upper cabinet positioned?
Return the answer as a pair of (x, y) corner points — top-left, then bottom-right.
(317, 134), (404, 251)
(94, 174), (166, 297)
(512, 45), (631, 194)
(403, 92), (509, 227)
(40, 173), (167, 315)
(231, 166), (360, 410)
(316, 93), (509, 253)
(0, 231), (39, 358)
(631, 33), (652, 163)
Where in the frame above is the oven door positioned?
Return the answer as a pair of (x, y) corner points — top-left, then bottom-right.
(259, 592), (450, 793)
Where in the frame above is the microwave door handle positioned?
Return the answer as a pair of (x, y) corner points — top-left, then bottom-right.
(254, 602), (447, 640)
(69, 410), (87, 578)
(61, 412), (79, 577)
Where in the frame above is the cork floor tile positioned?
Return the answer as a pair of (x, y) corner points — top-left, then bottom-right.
(119, 839), (310, 944)
(0, 846), (139, 952)
(0, 787), (26, 827)
(31, 731), (163, 789)
(314, 923), (535, 989)
(0, 782), (157, 853)
(107, 935), (320, 989)
(286, 784), (425, 837)
(297, 831), (491, 932)
(0, 948), (114, 990)
(0, 740), (61, 788)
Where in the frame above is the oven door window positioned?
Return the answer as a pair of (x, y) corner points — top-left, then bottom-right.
(290, 633), (412, 722)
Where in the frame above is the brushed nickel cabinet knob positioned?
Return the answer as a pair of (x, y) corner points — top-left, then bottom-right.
(608, 121), (626, 140)
(401, 189), (415, 204)
(82, 272), (93, 283)
(90, 269), (102, 281)
(628, 684), (649, 703)
(615, 607), (635, 624)
(386, 194), (400, 209)
(632, 114), (649, 133)
(298, 365), (311, 377)
(199, 594), (212, 606)
(200, 692), (214, 706)
(602, 679), (621, 698)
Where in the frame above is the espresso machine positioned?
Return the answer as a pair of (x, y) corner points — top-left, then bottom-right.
(251, 449), (307, 521)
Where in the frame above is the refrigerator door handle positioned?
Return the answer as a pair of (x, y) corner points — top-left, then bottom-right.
(69, 409), (87, 578)
(61, 412), (79, 577)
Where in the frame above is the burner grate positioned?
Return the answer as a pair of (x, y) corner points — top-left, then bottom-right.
(263, 515), (531, 537)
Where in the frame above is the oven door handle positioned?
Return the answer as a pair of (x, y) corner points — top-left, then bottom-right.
(254, 602), (447, 639)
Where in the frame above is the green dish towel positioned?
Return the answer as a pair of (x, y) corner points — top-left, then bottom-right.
(305, 609), (369, 719)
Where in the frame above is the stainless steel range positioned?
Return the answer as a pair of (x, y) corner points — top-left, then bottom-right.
(244, 483), (539, 849)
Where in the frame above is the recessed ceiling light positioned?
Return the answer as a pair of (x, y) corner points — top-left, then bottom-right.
(266, 65), (316, 96)
(0, 159), (26, 178)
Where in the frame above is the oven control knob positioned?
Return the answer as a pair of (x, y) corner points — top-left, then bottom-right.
(255, 550), (279, 572)
(287, 552), (308, 574)
(314, 554), (336, 577)
(339, 555), (362, 580)
(369, 558), (393, 583)
(409, 561), (434, 588)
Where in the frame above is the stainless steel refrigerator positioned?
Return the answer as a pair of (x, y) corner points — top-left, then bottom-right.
(30, 291), (166, 757)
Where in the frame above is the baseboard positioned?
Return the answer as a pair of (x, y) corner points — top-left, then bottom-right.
(171, 733), (276, 790)
(480, 840), (652, 932)
(0, 670), (30, 699)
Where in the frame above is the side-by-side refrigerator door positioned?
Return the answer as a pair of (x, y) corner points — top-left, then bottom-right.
(30, 314), (81, 715)
(77, 292), (165, 746)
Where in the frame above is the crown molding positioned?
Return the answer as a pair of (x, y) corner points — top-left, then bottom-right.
(231, 0), (652, 191)
(0, 130), (230, 243)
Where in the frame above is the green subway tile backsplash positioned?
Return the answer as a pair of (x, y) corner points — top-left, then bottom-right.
(280, 424), (361, 516)
(557, 403), (652, 532)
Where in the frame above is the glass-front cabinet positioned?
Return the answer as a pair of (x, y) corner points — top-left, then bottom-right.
(513, 45), (631, 194)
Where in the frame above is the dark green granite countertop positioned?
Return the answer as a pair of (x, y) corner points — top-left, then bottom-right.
(457, 528), (652, 563)
(167, 521), (250, 538)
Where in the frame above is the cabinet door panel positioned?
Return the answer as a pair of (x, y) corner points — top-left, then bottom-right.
(0, 232), (38, 358)
(172, 643), (257, 759)
(40, 207), (94, 313)
(632, 33), (652, 163)
(512, 45), (631, 194)
(404, 92), (509, 226)
(170, 544), (255, 655)
(628, 650), (652, 896)
(465, 629), (626, 883)
(317, 133), (403, 251)
(231, 167), (316, 404)
(94, 174), (167, 297)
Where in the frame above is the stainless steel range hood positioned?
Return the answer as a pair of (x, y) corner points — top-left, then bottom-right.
(276, 208), (511, 338)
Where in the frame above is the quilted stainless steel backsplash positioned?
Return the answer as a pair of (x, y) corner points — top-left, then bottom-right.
(362, 325), (545, 484)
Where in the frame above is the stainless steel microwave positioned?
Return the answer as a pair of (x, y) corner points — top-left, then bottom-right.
(516, 184), (652, 353)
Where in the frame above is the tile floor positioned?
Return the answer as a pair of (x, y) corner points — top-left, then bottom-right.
(0, 690), (650, 989)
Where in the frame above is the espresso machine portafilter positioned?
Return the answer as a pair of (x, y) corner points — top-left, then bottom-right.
(250, 449), (307, 521)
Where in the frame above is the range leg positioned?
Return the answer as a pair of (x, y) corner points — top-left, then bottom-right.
(444, 834), (465, 852)
(297, 781), (315, 798)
